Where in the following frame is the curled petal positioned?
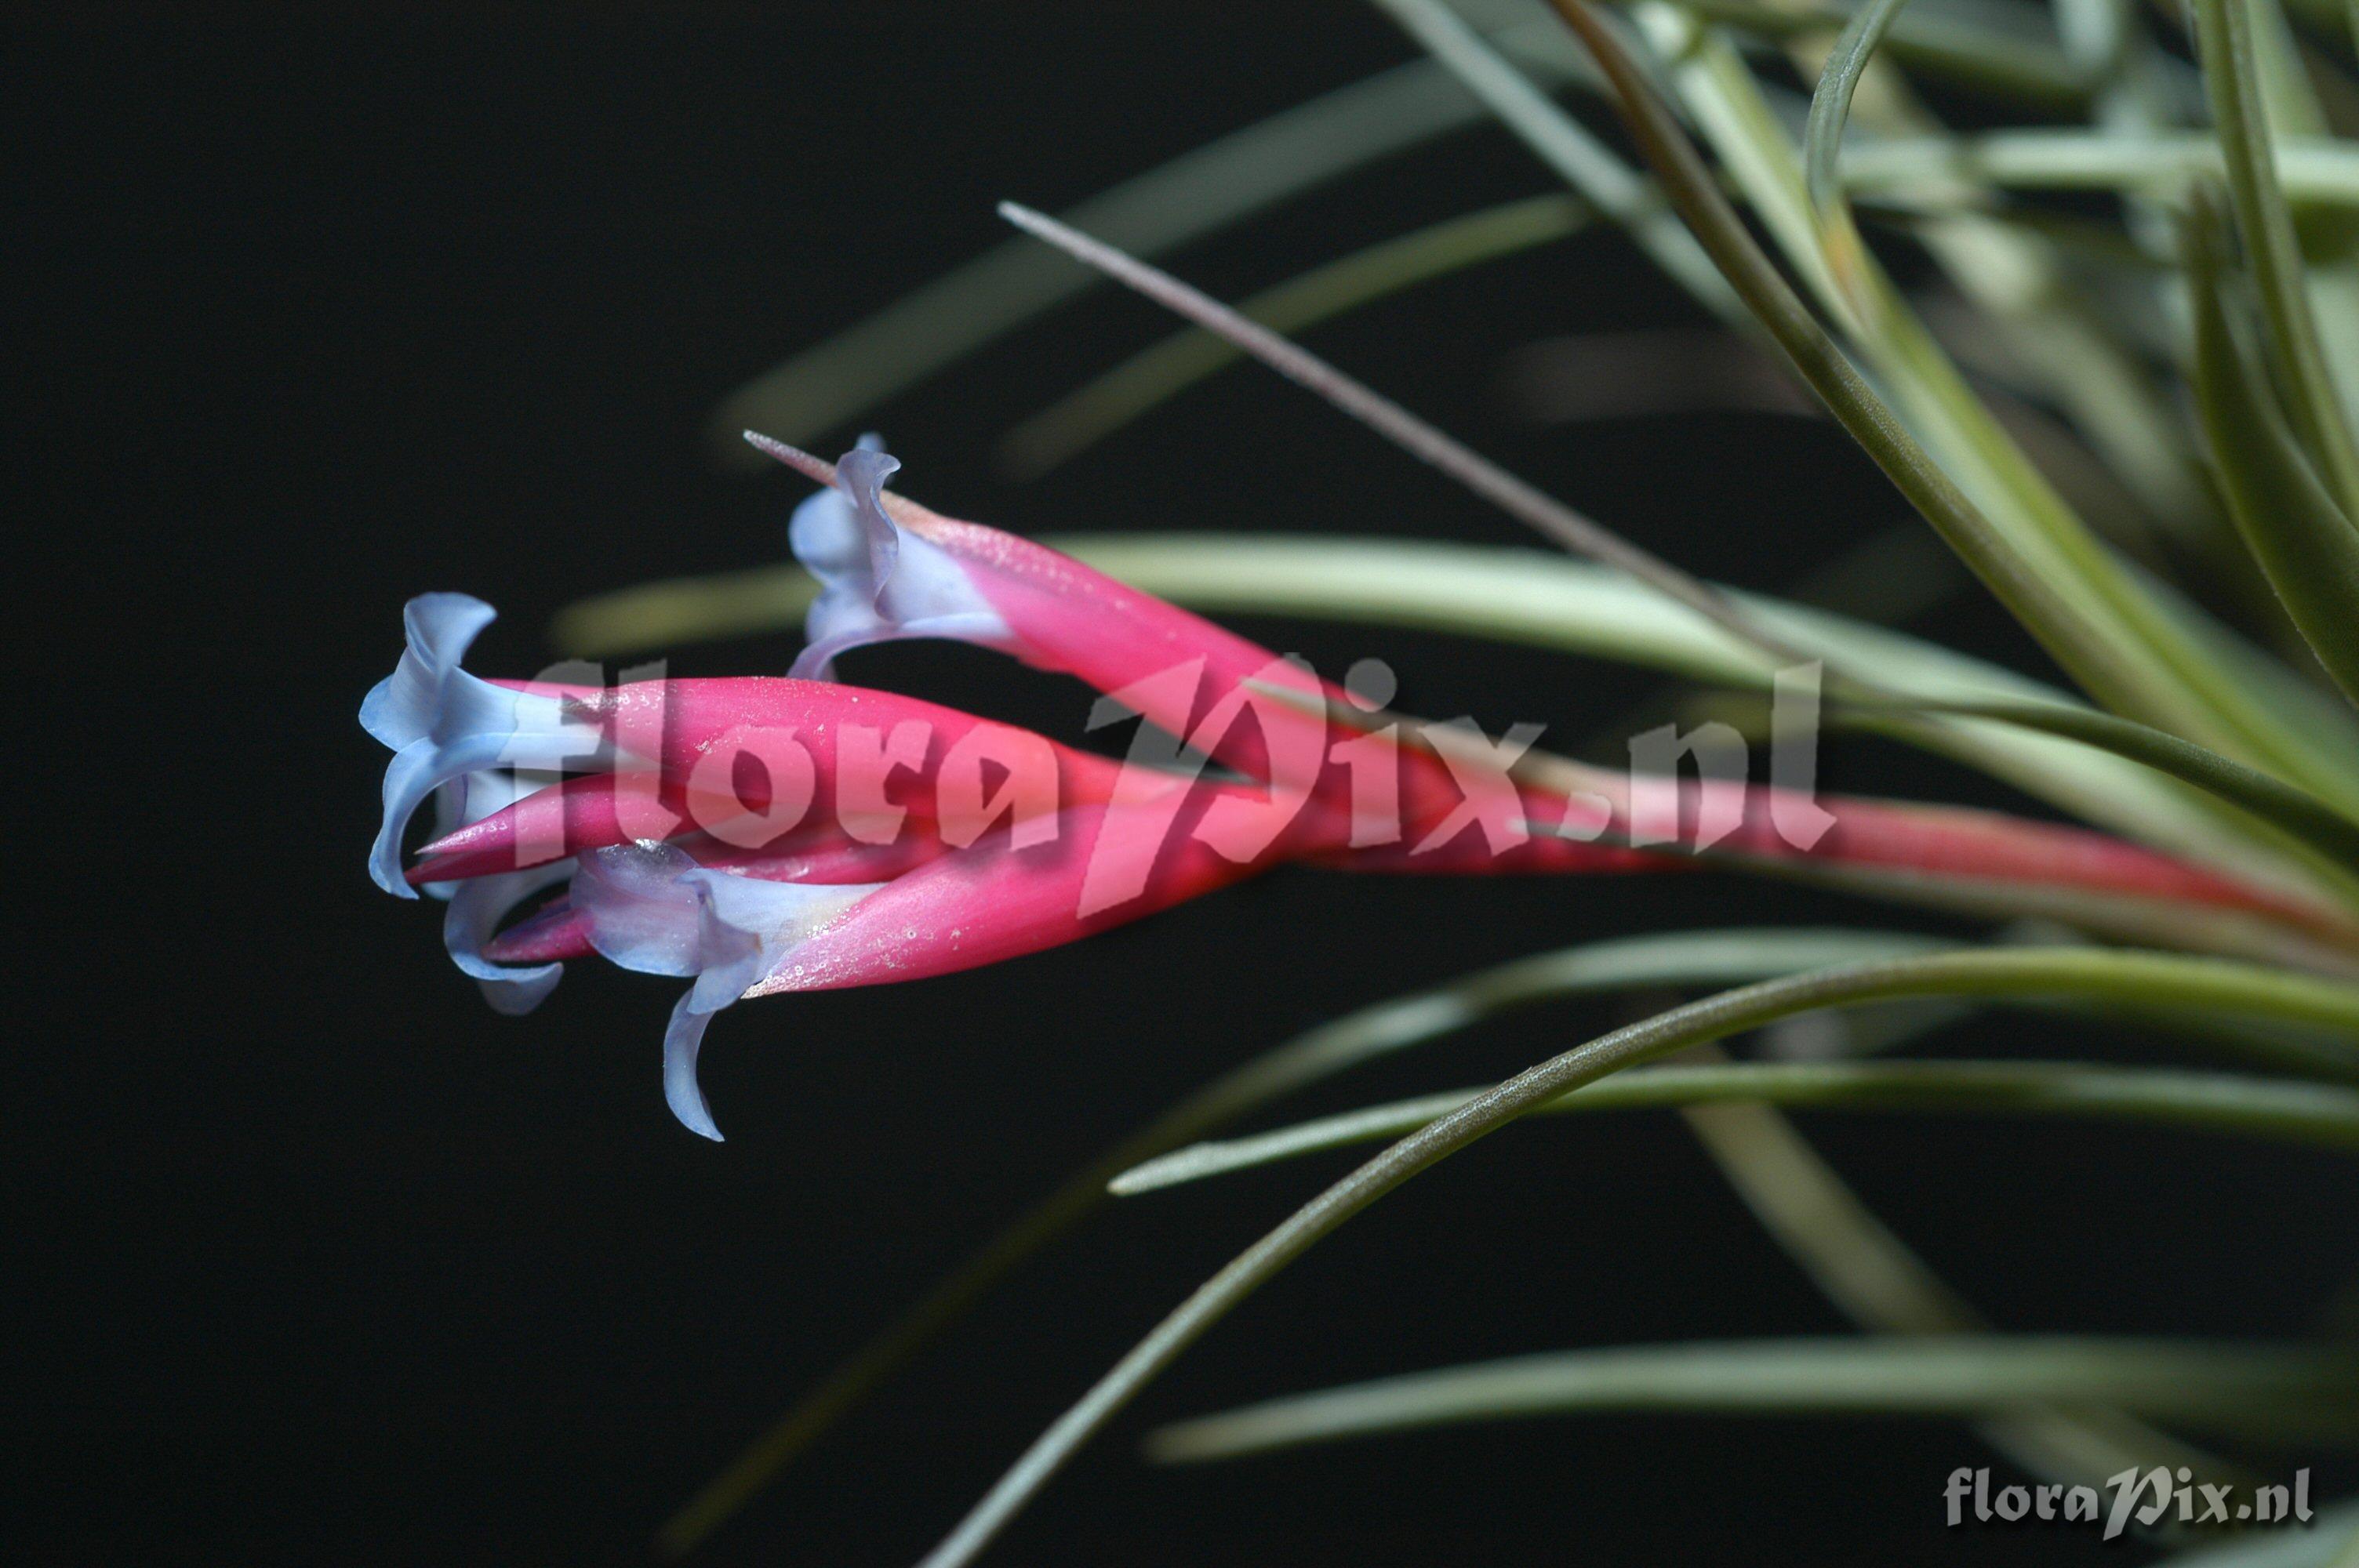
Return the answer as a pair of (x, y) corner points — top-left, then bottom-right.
(660, 995), (725, 1143)
(758, 438), (1314, 753)
(415, 769), (572, 1011)
(360, 593), (501, 750)
(443, 863), (571, 1014)
(570, 842), (883, 1139)
(362, 594), (603, 897)
(788, 442), (1015, 680)
(373, 732), (527, 897)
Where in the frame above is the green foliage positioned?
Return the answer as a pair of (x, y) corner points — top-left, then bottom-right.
(557, 0), (2359, 1558)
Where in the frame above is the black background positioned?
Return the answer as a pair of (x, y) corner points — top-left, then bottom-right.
(14, 6), (2354, 1564)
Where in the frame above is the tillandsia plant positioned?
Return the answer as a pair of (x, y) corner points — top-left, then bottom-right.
(365, 0), (2359, 1561)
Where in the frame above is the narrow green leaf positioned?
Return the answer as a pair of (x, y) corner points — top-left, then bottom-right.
(1366, 0), (1738, 312)
(2191, 0), (2359, 512)
(1802, 0), (1918, 227)
(1605, 0), (2099, 105)
(1544, 0), (2175, 733)
(2188, 204), (2359, 708)
(1842, 131), (2359, 207)
(652, 928), (1925, 1556)
(2162, 1500), (2359, 1566)
(993, 201), (1818, 673)
(703, 117), (2359, 463)
(703, 60), (1481, 459)
(1642, 9), (2357, 813)
(912, 949), (2359, 1568)
(1674, 1060), (2224, 1485)
(1145, 1338), (2359, 1461)
(1111, 1060), (2359, 1194)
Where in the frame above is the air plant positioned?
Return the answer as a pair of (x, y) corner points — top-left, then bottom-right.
(373, 0), (2359, 1560)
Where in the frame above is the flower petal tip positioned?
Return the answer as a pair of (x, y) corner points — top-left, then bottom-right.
(663, 995), (726, 1142)
(475, 967), (563, 1017)
(369, 853), (423, 899)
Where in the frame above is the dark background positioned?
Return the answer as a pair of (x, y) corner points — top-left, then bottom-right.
(13, 6), (2353, 1564)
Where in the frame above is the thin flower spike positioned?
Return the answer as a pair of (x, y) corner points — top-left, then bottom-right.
(369, 560), (2347, 1144)
(759, 442), (2359, 920)
(757, 434), (1337, 775)
(775, 439), (2281, 909)
(756, 436), (1662, 877)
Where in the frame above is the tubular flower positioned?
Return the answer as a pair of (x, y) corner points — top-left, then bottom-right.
(369, 450), (2347, 1139)
(761, 440), (2347, 938)
(758, 434), (1651, 873)
(362, 592), (1328, 1138)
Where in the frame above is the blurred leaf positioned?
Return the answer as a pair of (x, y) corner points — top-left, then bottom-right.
(999, 194), (1590, 477)
(1145, 1338), (2359, 1461)
(1112, 1060), (2359, 1193)
(1842, 131), (2359, 206)
(705, 58), (1481, 458)
(1675, 1058), (2230, 1486)
(2188, 201), (2359, 708)
(913, 948), (2359, 1568)
(654, 927), (1927, 1556)
(1368, 0), (1739, 311)
(2161, 1501), (2359, 1567)
(2190, 0), (2359, 513)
